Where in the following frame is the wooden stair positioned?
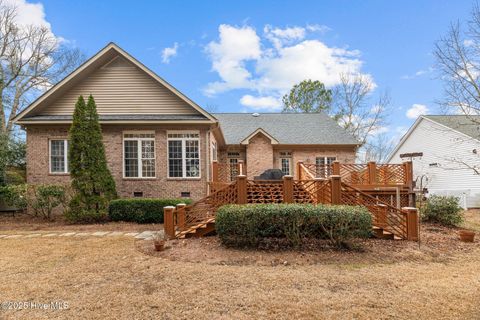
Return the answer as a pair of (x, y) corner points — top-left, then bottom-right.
(372, 226), (402, 240)
(175, 218), (216, 239)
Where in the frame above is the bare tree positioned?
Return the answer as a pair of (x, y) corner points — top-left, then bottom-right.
(434, 3), (480, 174)
(357, 133), (394, 163)
(333, 73), (391, 146)
(434, 19), (480, 118)
(0, 1), (84, 135)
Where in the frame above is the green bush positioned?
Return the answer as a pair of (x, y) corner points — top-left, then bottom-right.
(65, 207), (108, 224)
(30, 185), (67, 220)
(421, 195), (463, 226)
(108, 198), (192, 224)
(0, 184), (27, 209)
(216, 204), (372, 249)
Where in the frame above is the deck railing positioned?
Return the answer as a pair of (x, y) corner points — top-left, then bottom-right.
(165, 172), (419, 241)
(298, 160), (413, 187)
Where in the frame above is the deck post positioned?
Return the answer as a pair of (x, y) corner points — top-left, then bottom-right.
(163, 206), (176, 239)
(368, 161), (377, 185)
(297, 161), (304, 180)
(402, 207), (419, 241)
(176, 203), (186, 230)
(237, 175), (247, 204)
(212, 161), (219, 182)
(283, 175), (294, 203)
(330, 175), (342, 204)
(332, 161), (340, 176)
(403, 161), (413, 187)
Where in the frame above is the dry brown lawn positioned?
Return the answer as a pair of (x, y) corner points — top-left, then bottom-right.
(0, 210), (479, 319)
(0, 212), (159, 233)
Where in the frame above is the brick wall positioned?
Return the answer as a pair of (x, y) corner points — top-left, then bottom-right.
(26, 124), (211, 201)
(245, 133), (274, 179)
(288, 147), (356, 179)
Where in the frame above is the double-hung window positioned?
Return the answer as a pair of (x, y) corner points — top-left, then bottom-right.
(123, 132), (156, 178)
(227, 151), (240, 181)
(279, 151), (292, 176)
(315, 156), (336, 178)
(168, 132), (200, 178)
(50, 139), (69, 173)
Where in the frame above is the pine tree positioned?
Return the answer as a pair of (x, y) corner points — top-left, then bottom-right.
(67, 95), (117, 222)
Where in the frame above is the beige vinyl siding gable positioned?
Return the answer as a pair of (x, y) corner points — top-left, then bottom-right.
(37, 56), (201, 116)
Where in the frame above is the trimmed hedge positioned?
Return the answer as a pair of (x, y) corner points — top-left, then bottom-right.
(108, 198), (192, 223)
(421, 195), (464, 226)
(216, 204), (372, 248)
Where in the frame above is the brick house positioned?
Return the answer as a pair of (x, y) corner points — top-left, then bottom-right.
(13, 43), (360, 201)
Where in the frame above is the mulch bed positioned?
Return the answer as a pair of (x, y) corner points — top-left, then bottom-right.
(136, 223), (479, 266)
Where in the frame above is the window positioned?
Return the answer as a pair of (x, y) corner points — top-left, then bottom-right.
(279, 151), (292, 176)
(168, 132), (200, 178)
(123, 132), (155, 178)
(229, 158), (238, 181)
(281, 158), (291, 175)
(50, 139), (69, 173)
(315, 156), (336, 178)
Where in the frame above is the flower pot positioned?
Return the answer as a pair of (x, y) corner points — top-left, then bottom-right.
(153, 240), (165, 251)
(459, 230), (476, 243)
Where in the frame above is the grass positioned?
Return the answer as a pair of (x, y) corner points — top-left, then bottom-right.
(463, 209), (480, 232)
(0, 236), (479, 319)
(0, 211), (159, 233)
(0, 210), (479, 319)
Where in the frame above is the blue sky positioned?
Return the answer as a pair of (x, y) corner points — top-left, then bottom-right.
(30, 0), (475, 140)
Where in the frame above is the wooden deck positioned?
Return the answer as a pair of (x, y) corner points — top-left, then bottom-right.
(164, 161), (419, 241)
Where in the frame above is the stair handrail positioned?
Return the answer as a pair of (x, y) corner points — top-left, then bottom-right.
(179, 180), (238, 234)
(340, 182), (408, 238)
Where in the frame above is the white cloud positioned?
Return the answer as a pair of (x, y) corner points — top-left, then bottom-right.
(406, 104), (429, 119)
(401, 67), (434, 80)
(205, 24), (261, 95)
(5, 0), (51, 29)
(161, 42), (179, 64)
(257, 40), (365, 91)
(204, 23), (372, 111)
(306, 24), (330, 33)
(464, 39), (475, 47)
(240, 94), (282, 111)
(264, 25), (306, 49)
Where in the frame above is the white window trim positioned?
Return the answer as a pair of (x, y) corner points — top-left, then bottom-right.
(122, 131), (156, 179)
(280, 157), (292, 176)
(211, 141), (217, 162)
(167, 130), (201, 179)
(49, 139), (69, 174)
(315, 156), (337, 177)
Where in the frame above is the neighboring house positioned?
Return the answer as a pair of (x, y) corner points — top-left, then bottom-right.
(387, 115), (480, 208)
(13, 43), (360, 201)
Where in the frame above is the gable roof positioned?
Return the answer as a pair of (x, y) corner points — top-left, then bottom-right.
(13, 42), (216, 124)
(240, 128), (279, 145)
(386, 115), (480, 162)
(212, 113), (360, 145)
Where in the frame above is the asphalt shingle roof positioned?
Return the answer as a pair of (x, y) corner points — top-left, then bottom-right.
(21, 114), (209, 121)
(212, 113), (359, 145)
(424, 115), (480, 140)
